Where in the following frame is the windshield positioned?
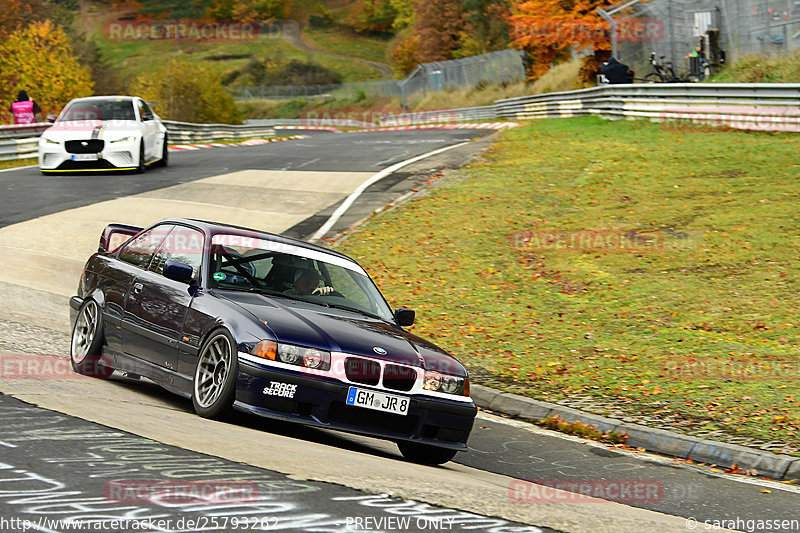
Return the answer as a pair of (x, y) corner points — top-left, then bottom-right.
(208, 234), (395, 322)
(58, 99), (136, 122)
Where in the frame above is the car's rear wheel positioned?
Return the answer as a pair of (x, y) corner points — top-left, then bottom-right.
(192, 329), (238, 418)
(135, 141), (145, 173)
(397, 441), (458, 465)
(70, 299), (112, 379)
(157, 134), (168, 167)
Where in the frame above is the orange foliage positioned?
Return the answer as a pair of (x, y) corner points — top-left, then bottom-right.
(509, 0), (614, 79)
(0, 20), (94, 121)
(0, 0), (48, 38)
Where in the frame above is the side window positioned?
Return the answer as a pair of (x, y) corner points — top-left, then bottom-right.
(150, 226), (204, 277)
(117, 225), (174, 269)
(137, 100), (154, 121)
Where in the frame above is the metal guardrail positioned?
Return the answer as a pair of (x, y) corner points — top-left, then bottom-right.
(378, 83), (800, 133)
(0, 120), (277, 161)
(494, 83), (800, 132)
(162, 120), (275, 143)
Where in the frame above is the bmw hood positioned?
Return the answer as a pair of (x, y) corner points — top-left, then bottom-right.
(221, 292), (468, 377)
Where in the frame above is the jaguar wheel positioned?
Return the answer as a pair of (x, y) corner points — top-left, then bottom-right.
(135, 141), (145, 173)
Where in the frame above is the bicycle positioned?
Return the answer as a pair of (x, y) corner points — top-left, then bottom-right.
(642, 52), (683, 83)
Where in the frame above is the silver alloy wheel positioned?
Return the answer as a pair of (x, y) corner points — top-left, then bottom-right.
(71, 300), (99, 362)
(194, 333), (233, 408)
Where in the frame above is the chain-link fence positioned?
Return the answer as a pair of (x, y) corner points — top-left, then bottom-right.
(230, 49), (525, 105)
(606, 0), (800, 79)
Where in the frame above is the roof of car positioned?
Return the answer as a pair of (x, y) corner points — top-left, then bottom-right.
(160, 218), (357, 263)
(69, 96), (139, 102)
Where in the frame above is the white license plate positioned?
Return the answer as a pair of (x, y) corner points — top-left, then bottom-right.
(71, 154), (98, 161)
(346, 387), (409, 416)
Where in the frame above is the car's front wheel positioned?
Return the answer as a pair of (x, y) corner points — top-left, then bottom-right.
(192, 328), (238, 418)
(135, 141), (145, 173)
(70, 299), (112, 379)
(397, 441), (458, 465)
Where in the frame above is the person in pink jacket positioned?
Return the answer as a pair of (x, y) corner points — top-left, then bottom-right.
(9, 90), (42, 124)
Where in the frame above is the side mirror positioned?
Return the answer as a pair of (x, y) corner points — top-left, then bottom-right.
(163, 260), (194, 284)
(99, 224), (142, 253)
(46, 114), (57, 123)
(394, 308), (415, 327)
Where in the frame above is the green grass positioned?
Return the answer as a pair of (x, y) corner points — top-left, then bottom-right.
(710, 50), (800, 83)
(336, 117), (800, 450)
(95, 34), (383, 88)
(304, 26), (393, 66)
(0, 158), (37, 170)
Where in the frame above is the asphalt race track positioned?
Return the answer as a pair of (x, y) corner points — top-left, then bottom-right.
(1, 128), (799, 532)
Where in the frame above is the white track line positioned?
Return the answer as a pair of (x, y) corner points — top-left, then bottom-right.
(308, 141), (470, 242)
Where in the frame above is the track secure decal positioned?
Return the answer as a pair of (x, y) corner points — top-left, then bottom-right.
(263, 382), (298, 398)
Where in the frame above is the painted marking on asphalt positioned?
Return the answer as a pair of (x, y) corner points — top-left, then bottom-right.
(0, 165), (37, 173)
(308, 141), (470, 242)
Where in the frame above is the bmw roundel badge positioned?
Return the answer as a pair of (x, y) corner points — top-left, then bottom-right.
(373, 347), (387, 355)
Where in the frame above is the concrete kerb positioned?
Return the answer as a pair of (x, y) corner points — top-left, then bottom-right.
(470, 385), (800, 480)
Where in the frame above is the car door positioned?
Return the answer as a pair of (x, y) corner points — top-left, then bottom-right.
(123, 225), (204, 374)
(109, 224), (175, 353)
(136, 99), (158, 161)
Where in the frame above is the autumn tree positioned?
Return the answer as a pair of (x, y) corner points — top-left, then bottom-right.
(207, 0), (291, 22)
(0, 20), (94, 120)
(0, 0), (50, 38)
(130, 58), (242, 124)
(352, 0), (397, 34)
(391, 0), (466, 73)
(391, 0), (511, 74)
(509, 0), (614, 80)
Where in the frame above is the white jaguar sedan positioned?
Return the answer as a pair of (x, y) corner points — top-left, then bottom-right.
(38, 96), (168, 174)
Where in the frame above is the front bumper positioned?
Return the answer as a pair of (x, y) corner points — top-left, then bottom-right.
(236, 360), (477, 450)
(39, 147), (137, 172)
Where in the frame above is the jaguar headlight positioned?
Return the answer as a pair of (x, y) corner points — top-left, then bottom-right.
(40, 137), (58, 145)
(110, 136), (134, 143)
(423, 370), (467, 395)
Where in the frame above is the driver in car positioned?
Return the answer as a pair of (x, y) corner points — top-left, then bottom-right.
(287, 269), (334, 296)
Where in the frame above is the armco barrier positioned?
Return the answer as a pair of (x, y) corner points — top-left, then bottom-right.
(0, 120), (276, 161)
(379, 83), (800, 133)
(161, 120), (275, 143)
(493, 83), (800, 132)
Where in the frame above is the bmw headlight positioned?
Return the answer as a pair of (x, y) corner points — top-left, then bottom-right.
(423, 370), (469, 396)
(252, 340), (330, 371)
(110, 136), (134, 144)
